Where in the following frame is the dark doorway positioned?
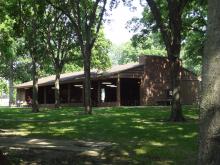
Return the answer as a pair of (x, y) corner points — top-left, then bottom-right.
(70, 83), (83, 103)
(60, 84), (68, 103)
(38, 87), (45, 104)
(100, 79), (117, 103)
(46, 86), (55, 104)
(120, 78), (140, 106)
(25, 88), (32, 102)
(91, 81), (98, 106)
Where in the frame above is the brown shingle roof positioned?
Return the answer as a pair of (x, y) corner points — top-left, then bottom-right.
(102, 63), (142, 76)
(16, 71), (84, 88)
(16, 63), (142, 88)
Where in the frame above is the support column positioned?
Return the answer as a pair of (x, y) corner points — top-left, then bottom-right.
(97, 81), (101, 106)
(82, 82), (84, 105)
(67, 83), (71, 104)
(17, 89), (26, 102)
(21, 89), (26, 102)
(16, 89), (26, 107)
(44, 86), (47, 104)
(117, 75), (121, 106)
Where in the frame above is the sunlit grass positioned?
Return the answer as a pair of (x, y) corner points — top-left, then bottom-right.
(0, 106), (198, 164)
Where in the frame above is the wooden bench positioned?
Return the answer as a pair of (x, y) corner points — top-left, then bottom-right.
(156, 99), (172, 106)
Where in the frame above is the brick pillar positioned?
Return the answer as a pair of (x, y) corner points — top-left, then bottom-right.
(117, 75), (121, 106)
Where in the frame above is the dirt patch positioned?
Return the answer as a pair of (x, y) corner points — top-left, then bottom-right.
(0, 137), (127, 165)
(3, 147), (132, 165)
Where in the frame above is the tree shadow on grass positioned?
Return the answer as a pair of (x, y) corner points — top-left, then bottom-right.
(0, 106), (198, 164)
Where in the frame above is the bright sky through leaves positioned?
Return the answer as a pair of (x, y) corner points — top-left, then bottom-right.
(104, 1), (143, 45)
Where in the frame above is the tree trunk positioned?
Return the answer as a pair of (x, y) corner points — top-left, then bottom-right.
(145, 0), (185, 122)
(54, 70), (60, 108)
(32, 59), (39, 113)
(169, 57), (185, 122)
(8, 60), (14, 107)
(83, 47), (92, 114)
(198, 0), (220, 164)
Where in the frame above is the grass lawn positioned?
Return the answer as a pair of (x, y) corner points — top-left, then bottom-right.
(0, 106), (198, 164)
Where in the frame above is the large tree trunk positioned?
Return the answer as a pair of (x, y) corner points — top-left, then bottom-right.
(198, 0), (220, 164)
(169, 57), (185, 122)
(167, 3), (185, 122)
(145, 0), (185, 122)
(32, 59), (39, 113)
(83, 47), (92, 114)
(54, 70), (60, 108)
(8, 60), (14, 107)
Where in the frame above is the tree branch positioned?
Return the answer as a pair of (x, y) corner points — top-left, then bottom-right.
(91, 0), (107, 47)
(145, 0), (171, 54)
(179, 0), (189, 14)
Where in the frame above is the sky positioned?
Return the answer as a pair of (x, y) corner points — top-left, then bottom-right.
(104, 2), (144, 45)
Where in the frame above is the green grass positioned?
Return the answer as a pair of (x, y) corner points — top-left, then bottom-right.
(0, 106), (198, 164)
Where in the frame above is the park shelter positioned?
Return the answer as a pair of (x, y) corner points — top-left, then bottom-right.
(16, 55), (199, 107)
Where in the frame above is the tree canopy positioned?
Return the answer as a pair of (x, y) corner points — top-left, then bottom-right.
(129, 0), (207, 75)
(0, 0), (113, 111)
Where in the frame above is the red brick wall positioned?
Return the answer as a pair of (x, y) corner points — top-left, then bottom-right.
(140, 55), (199, 105)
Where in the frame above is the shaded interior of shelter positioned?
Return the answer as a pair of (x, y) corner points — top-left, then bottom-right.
(120, 78), (140, 106)
(24, 78), (141, 107)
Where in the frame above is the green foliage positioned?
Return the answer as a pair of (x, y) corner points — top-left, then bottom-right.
(0, 16), (16, 59)
(21, 1), (47, 59)
(91, 29), (112, 70)
(129, 0), (207, 75)
(0, 15), (17, 79)
(0, 0), (112, 86)
(43, 5), (78, 76)
(62, 29), (112, 72)
(109, 34), (166, 65)
(0, 106), (198, 164)
(62, 63), (82, 73)
(0, 0), (48, 83)
(14, 57), (34, 82)
(111, 42), (139, 64)
(0, 78), (8, 96)
(44, 22), (111, 74)
(181, 33), (205, 75)
(181, 1), (207, 75)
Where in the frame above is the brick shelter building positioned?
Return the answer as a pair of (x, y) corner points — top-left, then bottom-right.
(16, 55), (199, 107)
